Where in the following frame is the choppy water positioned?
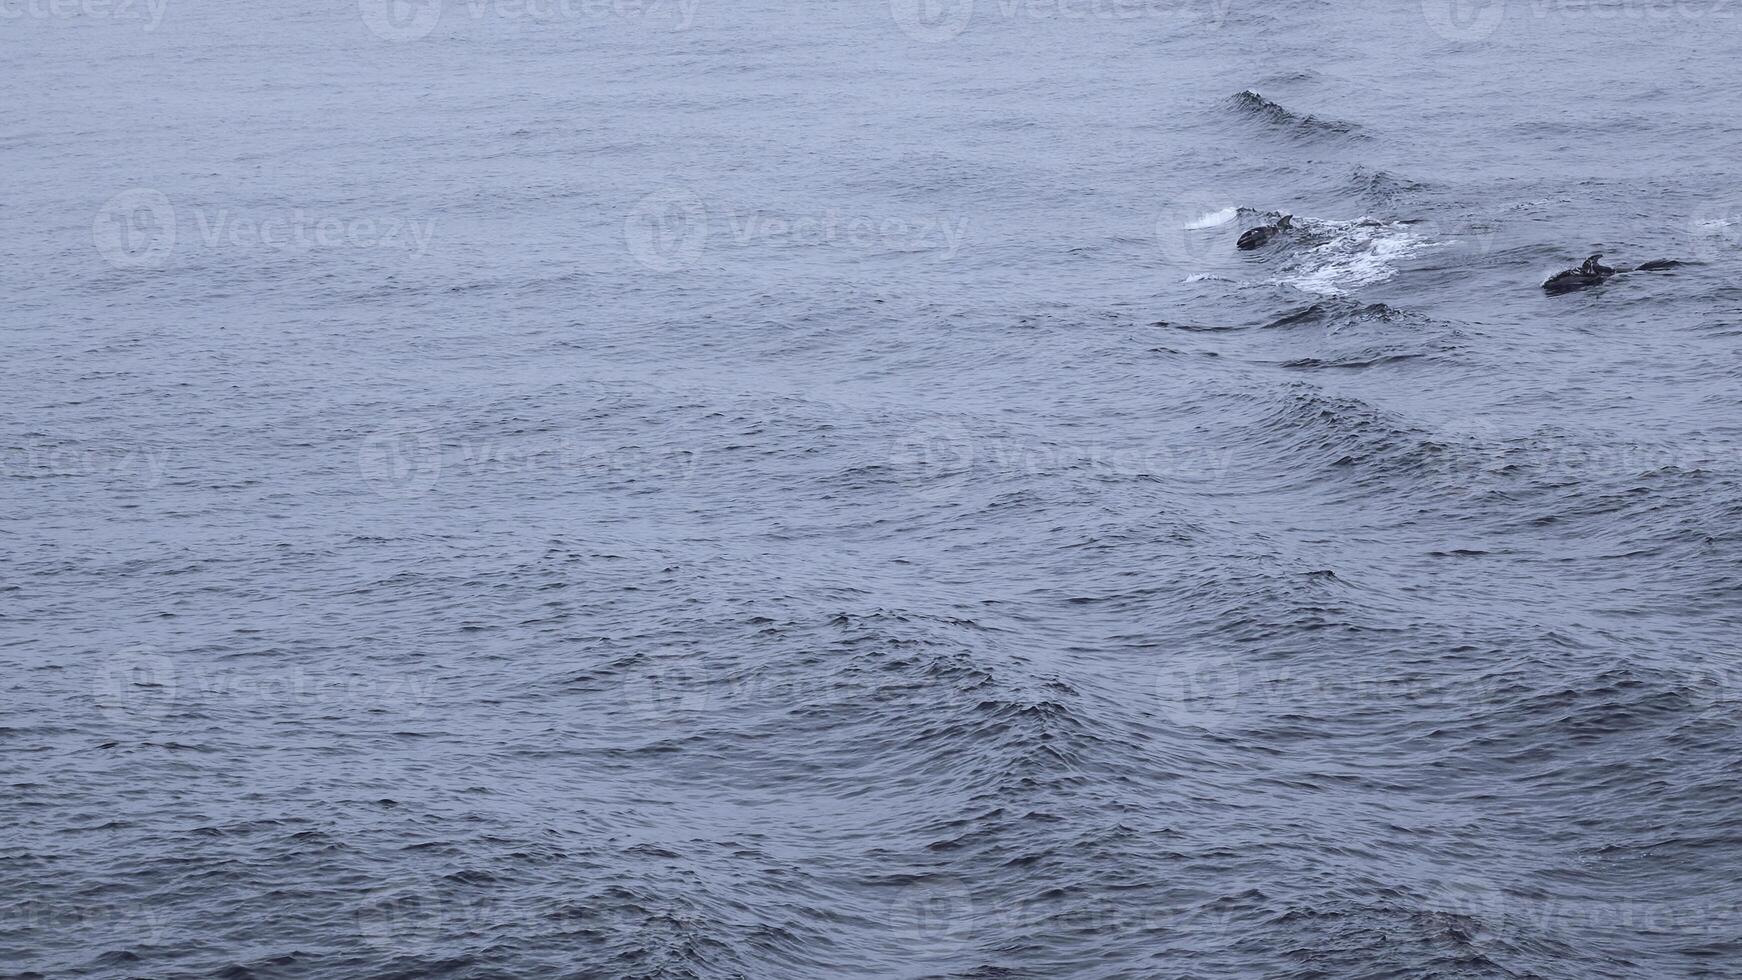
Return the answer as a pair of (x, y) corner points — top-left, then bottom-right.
(6, 0), (1742, 976)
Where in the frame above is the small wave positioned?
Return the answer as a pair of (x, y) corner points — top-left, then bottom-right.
(1227, 89), (1363, 138)
(1281, 351), (1429, 371)
(1154, 318), (1239, 332)
(1346, 166), (1428, 205)
(1220, 386), (1505, 508)
(1262, 300), (1421, 330)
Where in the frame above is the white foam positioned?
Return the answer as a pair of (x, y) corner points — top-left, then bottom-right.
(1276, 219), (1433, 296)
(1183, 207), (1238, 230)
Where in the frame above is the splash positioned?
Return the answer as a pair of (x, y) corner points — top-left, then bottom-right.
(1276, 218), (1436, 296)
(1183, 207), (1239, 230)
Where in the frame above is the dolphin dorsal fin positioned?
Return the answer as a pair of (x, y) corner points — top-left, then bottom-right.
(1581, 254), (1605, 273)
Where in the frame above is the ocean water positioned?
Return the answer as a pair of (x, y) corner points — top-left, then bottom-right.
(5, 0), (1742, 976)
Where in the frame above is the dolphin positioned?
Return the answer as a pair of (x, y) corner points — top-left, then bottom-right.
(1542, 253), (1684, 294)
(1542, 254), (1617, 293)
(1237, 214), (1293, 250)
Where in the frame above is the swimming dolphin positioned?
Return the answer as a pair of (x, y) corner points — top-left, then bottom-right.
(1237, 214), (1292, 250)
(1542, 253), (1684, 294)
(1542, 254), (1616, 293)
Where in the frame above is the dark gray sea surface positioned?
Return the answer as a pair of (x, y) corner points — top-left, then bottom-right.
(5, 0), (1742, 976)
